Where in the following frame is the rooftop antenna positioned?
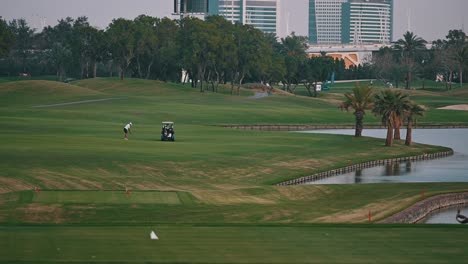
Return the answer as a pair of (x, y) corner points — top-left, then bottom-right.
(40, 16), (46, 30)
(407, 8), (411, 32)
(461, 14), (465, 32)
(286, 11), (290, 36)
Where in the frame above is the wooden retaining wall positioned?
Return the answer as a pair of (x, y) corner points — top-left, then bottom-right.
(276, 150), (454, 186)
(222, 124), (468, 131)
(380, 192), (468, 224)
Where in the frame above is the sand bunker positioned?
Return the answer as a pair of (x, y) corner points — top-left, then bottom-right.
(437, 104), (468, 111)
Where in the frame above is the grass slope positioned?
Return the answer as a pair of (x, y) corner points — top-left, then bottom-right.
(1, 78), (468, 263)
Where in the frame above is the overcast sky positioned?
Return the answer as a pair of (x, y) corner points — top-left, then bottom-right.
(1, 0), (467, 42)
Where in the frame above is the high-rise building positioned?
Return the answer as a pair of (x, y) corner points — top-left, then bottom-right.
(309, 0), (393, 44)
(342, 0), (393, 44)
(174, 0), (209, 16)
(309, 0), (348, 44)
(208, 0), (280, 34)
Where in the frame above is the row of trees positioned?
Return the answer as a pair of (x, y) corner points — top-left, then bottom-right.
(0, 16), (181, 82)
(373, 30), (468, 90)
(343, 85), (424, 146)
(1, 15), (466, 92)
(0, 15), (370, 95)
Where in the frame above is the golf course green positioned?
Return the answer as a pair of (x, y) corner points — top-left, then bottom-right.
(1, 78), (468, 263)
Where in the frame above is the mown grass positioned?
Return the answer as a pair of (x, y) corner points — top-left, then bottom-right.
(31, 191), (185, 204)
(1, 78), (468, 263)
(1, 183), (467, 225)
(1, 225), (468, 263)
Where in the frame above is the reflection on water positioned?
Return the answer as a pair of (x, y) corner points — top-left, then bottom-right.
(301, 129), (468, 184)
(348, 162), (414, 183)
(384, 161), (413, 176)
(421, 205), (468, 224)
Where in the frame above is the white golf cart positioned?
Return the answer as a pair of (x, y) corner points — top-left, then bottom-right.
(161, 121), (175, 141)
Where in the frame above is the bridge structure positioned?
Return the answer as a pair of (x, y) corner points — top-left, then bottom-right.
(307, 43), (391, 68)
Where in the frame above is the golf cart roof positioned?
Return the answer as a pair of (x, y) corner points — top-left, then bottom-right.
(162, 121), (174, 125)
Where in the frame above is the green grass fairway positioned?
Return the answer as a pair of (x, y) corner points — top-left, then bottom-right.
(1, 225), (467, 263)
(1, 78), (468, 263)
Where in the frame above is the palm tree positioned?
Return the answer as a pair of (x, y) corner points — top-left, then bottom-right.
(342, 84), (374, 137)
(394, 31), (427, 90)
(393, 90), (412, 140)
(452, 44), (468, 88)
(404, 103), (425, 146)
(372, 90), (411, 146)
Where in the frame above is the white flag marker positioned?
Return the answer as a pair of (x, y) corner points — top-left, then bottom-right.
(150, 231), (159, 240)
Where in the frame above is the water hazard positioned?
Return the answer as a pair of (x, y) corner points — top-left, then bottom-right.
(300, 129), (468, 184)
(420, 205), (468, 224)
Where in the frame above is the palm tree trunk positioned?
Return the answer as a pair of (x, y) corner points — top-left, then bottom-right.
(407, 70), (412, 90)
(394, 118), (401, 140)
(405, 119), (413, 146)
(385, 123), (394, 146)
(355, 110), (364, 137)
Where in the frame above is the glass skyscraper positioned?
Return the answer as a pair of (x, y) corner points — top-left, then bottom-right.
(174, 0), (209, 14)
(208, 0), (280, 34)
(309, 0), (393, 44)
(309, 0), (348, 44)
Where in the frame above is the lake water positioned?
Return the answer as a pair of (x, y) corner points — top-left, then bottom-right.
(301, 128), (468, 224)
(300, 129), (468, 184)
(420, 205), (468, 224)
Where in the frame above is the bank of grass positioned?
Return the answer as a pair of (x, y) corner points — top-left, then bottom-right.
(1, 78), (468, 263)
(1, 183), (467, 225)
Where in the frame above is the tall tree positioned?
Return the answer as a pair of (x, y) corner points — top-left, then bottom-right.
(394, 31), (427, 90)
(232, 24), (270, 95)
(262, 33), (286, 86)
(372, 46), (404, 88)
(107, 18), (137, 80)
(404, 103), (425, 146)
(372, 90), (411, 146)
(41, 17), (74, 80)
(73, 17), (102, 79)
(391, 90), (412, 142)
(133, 15), (159, 79)
(178, 17), (216, 92)
(155, 18), (179, 82)
(445, 30), (468, 88)
(301, 55), (333, 97)
(342, 84), (374, 137)
(9, 18), (35, 73)
(280, 33), (308, 94)
(0, 18), (15, 58)
(452, 45), (468, 88)
(204, 15), (236, 92)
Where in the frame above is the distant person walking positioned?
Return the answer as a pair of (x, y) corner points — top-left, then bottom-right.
(123, 122), (132, 140)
